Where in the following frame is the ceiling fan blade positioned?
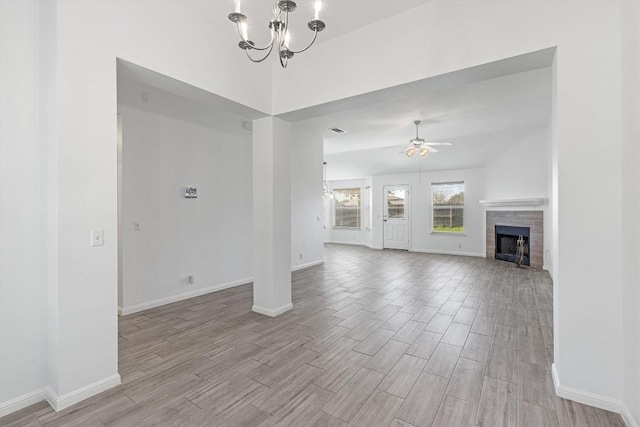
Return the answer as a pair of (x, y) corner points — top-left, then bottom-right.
(384, 144), (406, 149)
(423, 142), (452, 146)
(426, 146), (439, 153)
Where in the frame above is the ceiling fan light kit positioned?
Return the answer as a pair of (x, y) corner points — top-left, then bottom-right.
(402, 120), (451, 158)
(229, 0), (326, 68)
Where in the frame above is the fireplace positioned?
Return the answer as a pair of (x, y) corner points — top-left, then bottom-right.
(495, 225), (530, 266)
(486, 211), (543, 268)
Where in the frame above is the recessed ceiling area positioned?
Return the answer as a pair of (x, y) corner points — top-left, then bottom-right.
(292, 66), (552, 180)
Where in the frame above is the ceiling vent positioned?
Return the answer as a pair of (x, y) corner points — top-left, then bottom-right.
(329, 127), (346, 134)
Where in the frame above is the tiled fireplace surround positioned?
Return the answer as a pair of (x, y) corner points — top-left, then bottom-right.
(486, 210), (543, 268)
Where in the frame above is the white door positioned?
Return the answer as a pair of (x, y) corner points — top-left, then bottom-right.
(384, 185), (410, 250)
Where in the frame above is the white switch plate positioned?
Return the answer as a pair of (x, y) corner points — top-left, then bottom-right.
(91, 229), (105, 247)
(133, 220), (142, 231)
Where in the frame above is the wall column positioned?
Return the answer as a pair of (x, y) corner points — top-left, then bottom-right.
(252, 116), (292, 316)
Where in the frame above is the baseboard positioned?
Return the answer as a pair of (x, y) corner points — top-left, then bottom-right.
(409, 248), (485, 258)
(119, 277), (253, 316)
(552, 364), (637, 426)
(0, 388), (48, 418)
(44, 374), (120, 412)
(366, 245), (383, 250)
(252, 302), (293, 317)
(327, 240), (364, 246)
(291, 260), (324, 272)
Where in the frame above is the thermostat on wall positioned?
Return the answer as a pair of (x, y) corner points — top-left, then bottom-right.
(184, 187), (197, 198)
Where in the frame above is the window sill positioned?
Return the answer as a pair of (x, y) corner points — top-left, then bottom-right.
(333, 226), (362, 230)
(430, 232), (466, 236)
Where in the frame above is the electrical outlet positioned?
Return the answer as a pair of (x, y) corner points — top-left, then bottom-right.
(188, 275), (196, 284)
(133, 220), (142, 231)
(299, 253), (303, 260)
(458, 243), (462, 249)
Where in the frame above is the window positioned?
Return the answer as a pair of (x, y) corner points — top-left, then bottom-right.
(432, 181), (464, 233)
(333, 188), (361, 228)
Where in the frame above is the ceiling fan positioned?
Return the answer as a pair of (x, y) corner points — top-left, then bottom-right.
(386, 120), (452, 157)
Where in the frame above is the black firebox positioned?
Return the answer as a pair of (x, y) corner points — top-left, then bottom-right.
(495, 225), (530, 266)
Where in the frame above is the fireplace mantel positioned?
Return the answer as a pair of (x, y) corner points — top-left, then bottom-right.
(479, 198), (547, 207)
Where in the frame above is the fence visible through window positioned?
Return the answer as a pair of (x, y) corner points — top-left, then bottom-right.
(432, 182), (464, 233)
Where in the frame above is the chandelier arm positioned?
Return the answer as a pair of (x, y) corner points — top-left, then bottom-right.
(245, 42), (276, 63)
(235, 22), (275, 51)
(289, 29), (318, 54)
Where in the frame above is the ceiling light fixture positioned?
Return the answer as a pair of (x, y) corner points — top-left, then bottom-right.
(323, 161), (332, 199)
(406, 120), (429, 157)
(229, 0), (326, 68)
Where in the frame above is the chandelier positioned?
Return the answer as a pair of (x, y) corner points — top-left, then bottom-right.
(228, 0), (326, 68)
(323, 161), (332, 199)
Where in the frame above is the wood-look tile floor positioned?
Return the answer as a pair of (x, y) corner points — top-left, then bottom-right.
(2, 244), (626, 427)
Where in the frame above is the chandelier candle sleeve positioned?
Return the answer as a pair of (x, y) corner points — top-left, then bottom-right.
(315, 1), (321, 20)
(235, 0), (241, 13)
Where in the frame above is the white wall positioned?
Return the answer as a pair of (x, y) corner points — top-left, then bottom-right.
(118, 88), (253, 314)
(621, 0), (640, 423)
(291, 128), (324, 270)
(483, 126), (552, 271)
(0, 0), (47, 414)
(371, 169), (485, 256)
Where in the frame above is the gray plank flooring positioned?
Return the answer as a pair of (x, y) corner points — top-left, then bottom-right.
(1, 244), (625, 426)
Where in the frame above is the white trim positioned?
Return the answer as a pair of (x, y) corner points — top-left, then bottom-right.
(291, 260), (324, 272)
(0, 388), (48, 418)
(621, 406), (639, 427)
(410, 248), (485, 258)
(46, 374), (121, 412)
(252, 302), (293, 317)
(552, 364), (637, 426)
(327, 240), (364, 246)
(119, 277), (252, 315)
(366, 245), (383, 250)
(479, 198), (547, 207)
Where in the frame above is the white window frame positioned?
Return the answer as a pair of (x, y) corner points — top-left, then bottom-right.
(332, 187), (362, 229)
(431, 181), (465, 234)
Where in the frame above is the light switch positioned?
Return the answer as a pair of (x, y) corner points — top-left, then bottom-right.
(133, 220), (142, 231)
(91, 229), (105, 247)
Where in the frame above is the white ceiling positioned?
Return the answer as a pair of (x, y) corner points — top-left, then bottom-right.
(126, 4), (552, 181)
(293, 66), (552, 180)
(174, 0), (431, 47)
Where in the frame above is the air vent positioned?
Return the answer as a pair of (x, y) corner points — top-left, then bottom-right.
(329, 127), (346, 134)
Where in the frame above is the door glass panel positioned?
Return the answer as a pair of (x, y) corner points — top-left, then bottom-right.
(387, 189), (405, 219)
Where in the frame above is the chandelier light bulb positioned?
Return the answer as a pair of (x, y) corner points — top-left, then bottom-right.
(420, 147), (429, 157)
(406, 147), (415, 157)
